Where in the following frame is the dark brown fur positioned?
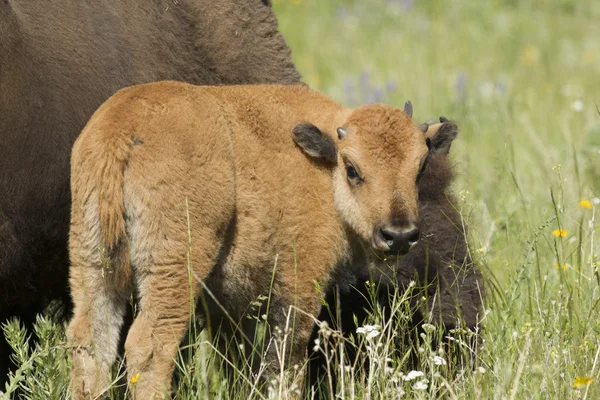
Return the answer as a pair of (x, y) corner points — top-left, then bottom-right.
(0, 0), (300, 382)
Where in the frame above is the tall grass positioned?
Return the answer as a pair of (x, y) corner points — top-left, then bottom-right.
(3, 0), (600, 398)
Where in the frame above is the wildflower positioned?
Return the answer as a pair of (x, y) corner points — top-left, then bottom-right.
(478, 366), (486, 374)
(356, 324), (380, 339)
(454, 71), (467, 101)
(386, 79), (397, 93)
(479, 82), (495, 99)
(572, 100), (584, 112)
(553, 229), (568, 238)
(421, 323), (435, 333)
(521, 44), (539, 67)
(553, 263), (568, 270)
(131, 373), (140, 384)
(413, 379), (428, 390)
(592, 198), (600, 205)
(313, 338), (320, 352)
(580, 200), (593, 209)
(573, 376), (594, 387)
(403, 370), (424, 381)
(432, 355), (447, 365)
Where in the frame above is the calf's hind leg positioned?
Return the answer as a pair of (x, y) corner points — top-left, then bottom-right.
(67, 206), (131, 399)
(122, 155), (236, 400)
(124, 226), (226, 399)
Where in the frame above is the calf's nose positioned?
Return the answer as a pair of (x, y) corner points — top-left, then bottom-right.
(374, 224), (419, 253)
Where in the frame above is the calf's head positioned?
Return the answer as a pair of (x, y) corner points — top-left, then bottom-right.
(293, 102), (457, 255)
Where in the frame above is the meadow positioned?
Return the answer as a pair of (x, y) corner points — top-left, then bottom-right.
(2, 0), (600, 398)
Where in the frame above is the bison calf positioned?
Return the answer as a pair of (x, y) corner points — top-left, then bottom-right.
(308, 119), (484, 396)
(67, 81), (453, 399)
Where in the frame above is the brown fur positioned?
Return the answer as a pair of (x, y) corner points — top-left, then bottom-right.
(0, 0), (300, 380)
(307, 120), (484, 397)
(66, 81), (441, 399)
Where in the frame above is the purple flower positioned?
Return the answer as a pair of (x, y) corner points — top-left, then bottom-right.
(387, 0), (415, 11)
(454, 71), (468, 101)
(335, 5), (348, 19)
(386, 79), (397, 93)
(359, 70), (371, 89)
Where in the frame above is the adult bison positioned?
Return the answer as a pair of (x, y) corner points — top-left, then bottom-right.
(0, 0), (300, 381)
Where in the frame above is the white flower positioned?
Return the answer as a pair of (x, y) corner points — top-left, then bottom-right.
(356, 324), (380, 339)
(432, 355), (447, 365)
(479, 82), (495, 99)
(403, 370), (424, 381)
(478, 366), (486, 374)
(592, 198), (600, 205)
(421, 323), (435, 333)
(313, 338), (320, 352)
(413, 379), (428, 390)
(572, 100), (584, 112)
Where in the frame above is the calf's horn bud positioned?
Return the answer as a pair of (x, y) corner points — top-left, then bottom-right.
(403, 101), (413, 118)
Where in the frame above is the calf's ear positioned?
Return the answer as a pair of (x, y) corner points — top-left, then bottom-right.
(292, 123), (338, 164)
(425, 117), (459, 155)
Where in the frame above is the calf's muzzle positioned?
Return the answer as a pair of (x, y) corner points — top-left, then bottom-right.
(373, 223), (419, 254)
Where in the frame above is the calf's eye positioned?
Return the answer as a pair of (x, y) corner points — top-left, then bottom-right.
(346, 164), (361, 184)
(346, 165), (357, 178)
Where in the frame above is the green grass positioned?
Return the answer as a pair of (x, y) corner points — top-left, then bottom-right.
(3, 0), (600, 398)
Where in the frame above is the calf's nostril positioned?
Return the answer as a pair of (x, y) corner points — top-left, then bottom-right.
(375, 225), (419, 253)
(380, 228), (395, 245)
(407, 229), (420, 244)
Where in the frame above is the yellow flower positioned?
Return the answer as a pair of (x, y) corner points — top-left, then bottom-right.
(131, 373), (140, 384)
(580, 200), (592, 209)
(521, 44), (539, 67)
(553, 263), (568, 270)
(553, 229), (568, 238)
(573, 376), (594, 387)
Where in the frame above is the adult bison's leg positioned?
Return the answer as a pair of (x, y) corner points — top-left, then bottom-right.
(67, 198), (131, 400)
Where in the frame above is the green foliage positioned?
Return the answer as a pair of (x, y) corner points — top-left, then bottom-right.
(1, 316), (70, 400)
(3, 1), (600, 398)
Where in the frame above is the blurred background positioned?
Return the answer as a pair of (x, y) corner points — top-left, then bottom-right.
(272, 0), (600, 396)
(274, 0), (600, 284)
